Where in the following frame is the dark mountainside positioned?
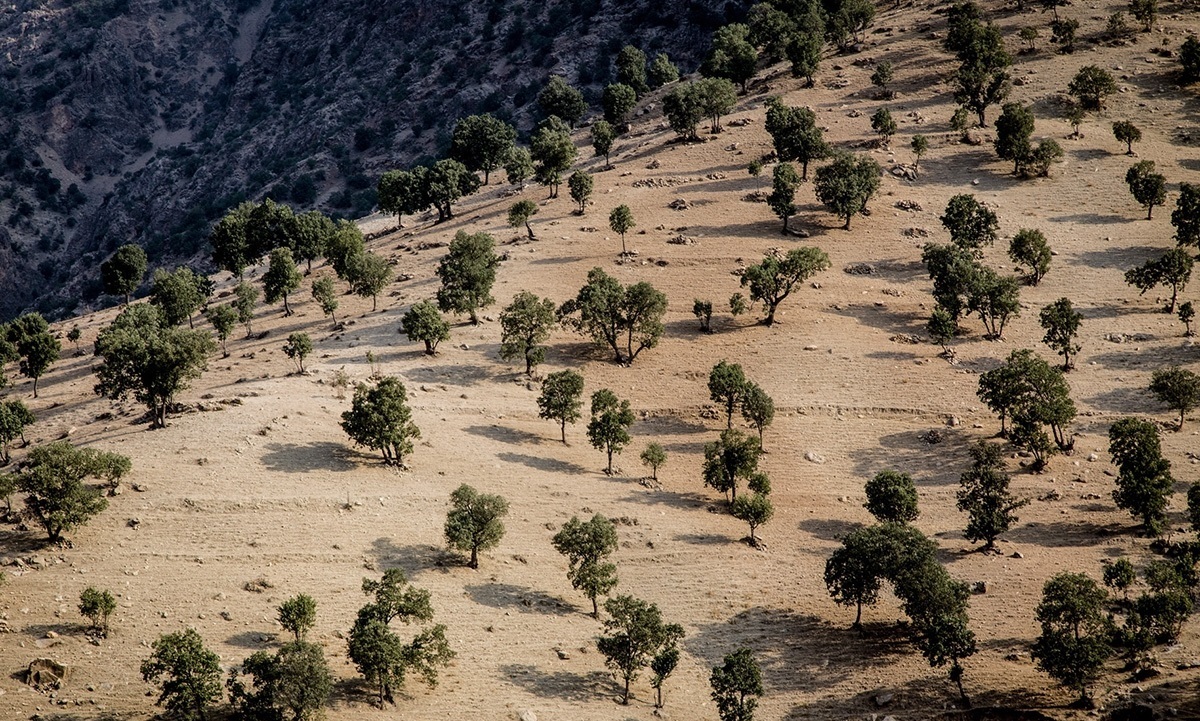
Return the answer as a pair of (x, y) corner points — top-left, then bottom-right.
(0, 0), (750, 320)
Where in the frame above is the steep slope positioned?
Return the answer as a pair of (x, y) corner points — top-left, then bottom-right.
(0, 0), (750, 320)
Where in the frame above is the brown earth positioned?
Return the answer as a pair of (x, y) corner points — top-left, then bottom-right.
(2, 1), (1200, 718)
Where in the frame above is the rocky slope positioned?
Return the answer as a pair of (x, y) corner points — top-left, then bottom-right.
(0, 0), (750, 320)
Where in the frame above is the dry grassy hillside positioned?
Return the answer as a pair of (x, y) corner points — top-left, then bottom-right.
(1, 0), (1199, 719)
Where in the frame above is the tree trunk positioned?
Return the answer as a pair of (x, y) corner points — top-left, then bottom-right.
(124, 292), (130, 305)
(781, 214), (790, 235)
(283, 294), (291, 316)
(606, 448), (614, 475)
(622, 676), (630, 704)
(32, 377), (38, 398)
(561, 420), (568, 444)
(372, 294), (378, 312)
(764, 306), (777, 326)
(844, 213), (852, 230)
(470, 546), (478, 569)
(591, 595), (599, 618)
(470, 309), (479, 325)
(854, 602), (862, 629)
(1147, 205), (1153, 220)
(620, 234), (627, 255)
(188, 314), (195, 329)
(525, 352), (534, 376)
(1180, 409), (1186, 431)
(525, 221), (534, 240)
(656, 686), (663, 709)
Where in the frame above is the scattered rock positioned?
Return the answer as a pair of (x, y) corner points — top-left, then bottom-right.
(804, 451), (825, 464)
(1087, 453), (1099, 462)
(889, 334), (922, 344)
(947, 416), (961, 427)
(555, 648), (570, 660)
(972, 581), (987, 594)
(741, 191), (768, 203)
(902, 227), (930, 238)
(26, 658), (69, 690)
(894, 199), (923, 212)
(519, 711), (538, 721)
(667, 198), (690, 210)
(1012, 551), (1024, 559)
(126, 518), (140, 529)
(1039, 489), (1063, 502)
(874, 692), (894, 707)
(890, 165), (918, 180)
(667, 234), (696, 245)
(243, 577), (273, 593)
(646, 159), (661, 170)
(921, 429), (944, 444)
(844, 263), (876, 275)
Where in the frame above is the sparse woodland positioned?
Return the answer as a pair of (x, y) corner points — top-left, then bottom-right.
(3, 0), (1200, 718)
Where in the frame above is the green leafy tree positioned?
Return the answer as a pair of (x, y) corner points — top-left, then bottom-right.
(1069, 65), (1117, 110)
(449, 114), (516, 184)
(730, 292), (749, 317)
(290, 210), (334, 273)
(340, 377), (421, 466)
(1173, 183), (1200, 249)
(1020, 25), (1039, 52)
(598, 596), (684, 704)
(703, 428), (769, 502)
(650, 644), (680, 709)
(283, 332), (312, 373)
(1009, 228), (1051, 285)
(702, 23), (759, 93)
(952, 21), (1011, 127)
(209, 202), (256, 277)
(1039, 298), (1082, 370)
(1125, 160), (1167, 220)
(66, 325), (81, 350)
(663, 83), (703, 141)
(941, 194), (999, 256)
(1112, 120), (1142, 155)
(141, 628), (223, 720)
(324, 220), (366, 280)
(602, 83), (638, 130)
(346, 251), (392, 311)
(101, 244), (148, 304)
(640, 443), (667, 480)
(591, 121), (616, 168)
(911, 134), (929, 174)
(1149, 366), (1200, 430)
(151, 267), (206, 328)
(538, 370), (584, 443)
(977, 348), (1076, 451)
(499, 291), (556, 376)
(825, 522), (940, 628)
(871, 61), (894, 96)
(768, 162), (801, 234)
(94, 305), (216, 428)
(233, 282), (258, 339)
(79, 586), (116, 636)
(648, 52), (680, 88)
(870, 107), (897, 146)
(609, 204), (635, 255)
(426, 158), (481, 221)
(710, 648), (763, 721)
(814, 153), (882, 230)
(1031, 573), (1112, 705)
(615, 45), (649, 95)
(245, 199), (298, 263)
(1178, 301), (1195, 336)
(530, 118), (578, 198)
(1103, 558), (1136, 599)
(0, 399), (34, 465)
(825, 0), (875, 48)
(1125, 247), (1192, 312)
(740, 383), (775, 450)
(204, 304), (238, 357)
(748, 4), (796, 62)
(277, 594), (317, 641)
(928, 306), (958, 352)
(377, 169), (429, 228)
(436, 230), (499, 325)
(1181, 34), (1200, 83)
(994, 102), (1034, 174)
(263, 248), (302, 316)
(443, 484), (508, 569)
(731, 492), (774, 545)
(693, 77), (738, 133)
(708, 360), (748, 429)
(587, 389), (635, 475)
(558, 268), (668, 364)
(786, 32), (824, 86)
(552, 514), (619, 617)
(227, 641), (332, 721)
(568, 171), (593, 214)
(311, 275), (338, 324)
(1130, 0), (1155, 30)
(538, 76), (587, 127)
(764, 98), (829, 180)
(504, 146), (534, 185)
(6, 313), (59, 397)
(922, 243), (979, 325)
(1025, 138), (1063, 178)
(348, 569), (453, 706)
(966, 267), (1021, 339)
(864, 470), (919, 523)
(401, 301), (450, 355)
(694, 299), (714, 333)
(740, 247), (831, 325)
(956, 441), (1028, 551)
(1109, 417), (1175, 533)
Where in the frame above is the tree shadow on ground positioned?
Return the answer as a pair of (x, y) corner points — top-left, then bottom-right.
(849, 429), (974, 486)
(496, 451), (590, 475)
(464, 583), (576, 616)
(0, 528), (59, 555)
(616, 488), (710, 511)
(1070, 244), (1158, 271)
(225, 630), (276, 649)
(1086, 345), (1197, 370)
(797, 517), (866, 542)
(1002, 519), (1127, 548)
(673, 531), (730, 546)
(498, 664), (612, 703)
(825, 301), (929, 339)
(1083, 386), (1153, 414)
(368, 538), (452, 577)
(687, 608), (911, 694)
(1047, 213), (1137, 226)
(259, 441), (358, 473)
(463, 424), (545, 446)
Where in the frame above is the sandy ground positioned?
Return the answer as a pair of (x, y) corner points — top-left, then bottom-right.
(2, 1), (1200, 718)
